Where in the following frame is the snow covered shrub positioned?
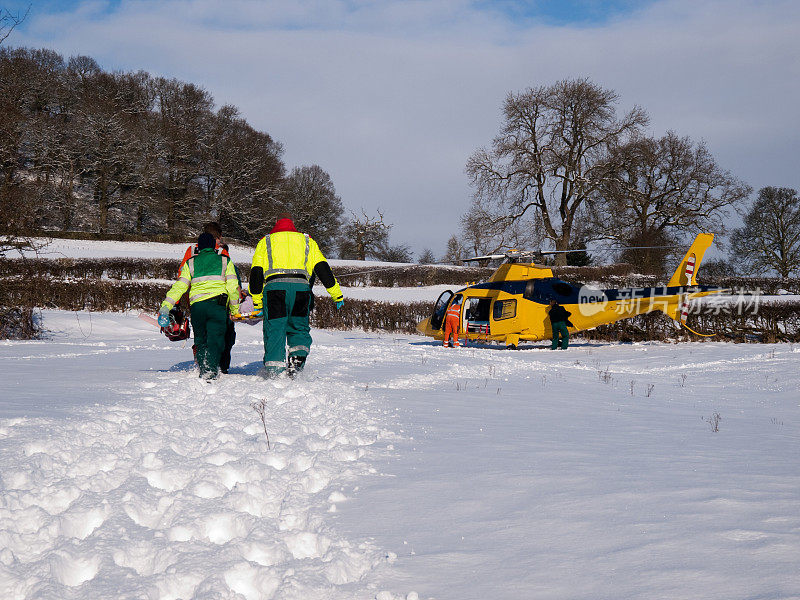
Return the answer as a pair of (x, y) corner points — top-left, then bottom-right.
(311, 298), (433, 334)
(0, 258), (183, 281)
(250, 399), (271, 450)
(0, 278), (168, 311)
(705, 412), (722, 432)
(0, 306), (39, 339)
(328, 265), (493, 288)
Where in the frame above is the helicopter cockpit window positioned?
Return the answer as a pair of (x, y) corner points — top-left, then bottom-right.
(466, 298), (491, 334)
(430, 290), (453, 331)
(525, 279), (580, 304)
(553, 281), (573, 297)
(492, 299), (516, 321)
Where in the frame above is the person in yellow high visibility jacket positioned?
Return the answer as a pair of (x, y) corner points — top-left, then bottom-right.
(160, 233), (241, 379)
(249, 213), (343, 377)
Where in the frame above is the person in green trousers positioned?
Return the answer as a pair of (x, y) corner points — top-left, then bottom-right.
(548, 297), (573, 350)
(248, 213), (344, 378)
(160, 233), (241, 379)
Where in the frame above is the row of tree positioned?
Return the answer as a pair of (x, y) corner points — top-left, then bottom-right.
(0, 46), (375, 254)
(2, 41), (796, 275)
(452, 78), (790, 274)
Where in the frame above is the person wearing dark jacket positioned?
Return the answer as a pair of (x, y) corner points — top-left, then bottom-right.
(548, 298), (572, 350)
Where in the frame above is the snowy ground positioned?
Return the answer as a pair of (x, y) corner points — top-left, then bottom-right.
(7, 237), (419, 269)
(2, 311), (799, 599)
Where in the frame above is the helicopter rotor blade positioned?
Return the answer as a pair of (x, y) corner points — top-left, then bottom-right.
(462, 254), (507, 262)
(536, 245), (674, 255)
(462, 245), (674, 263)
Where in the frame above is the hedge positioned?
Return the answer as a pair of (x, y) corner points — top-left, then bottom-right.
(2, 277), (800, 342)
(582, 303), (800, 344)
(0, 278), (431, 334)
(4, 257), (800, 293)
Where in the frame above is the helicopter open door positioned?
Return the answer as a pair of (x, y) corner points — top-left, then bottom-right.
(466, 297), (491, 335)
(430, 290), (454, 331)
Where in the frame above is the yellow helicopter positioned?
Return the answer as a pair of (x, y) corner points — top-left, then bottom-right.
(417, 233), (725, 347)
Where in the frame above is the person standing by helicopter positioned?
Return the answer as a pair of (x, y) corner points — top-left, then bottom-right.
(548, 297), (573, 350)
(443, 295), (463, 348)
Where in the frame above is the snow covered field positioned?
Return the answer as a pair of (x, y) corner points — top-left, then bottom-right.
(6, 237), (455, 303)
(9, 238), (417, 270)
(2, 311), (799, 599)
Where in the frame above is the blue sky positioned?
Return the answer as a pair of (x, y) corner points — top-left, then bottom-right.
(4, 0), (799, 256)
(478, 0), (655, 25)
(8, 0), (658, 27)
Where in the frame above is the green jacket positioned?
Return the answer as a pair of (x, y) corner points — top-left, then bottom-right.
(162, 248), (240, 313)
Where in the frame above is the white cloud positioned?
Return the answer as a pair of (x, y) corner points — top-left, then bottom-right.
(12, 0), (800, 255)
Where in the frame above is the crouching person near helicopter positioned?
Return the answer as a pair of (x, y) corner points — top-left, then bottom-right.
(443, 295), (463, 347)
(159, 233), (241, 379)
(548, 297), (573, 350)
(249, 213), (344, 378)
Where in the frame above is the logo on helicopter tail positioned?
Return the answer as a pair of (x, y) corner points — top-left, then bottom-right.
(577, 285), (609, 316)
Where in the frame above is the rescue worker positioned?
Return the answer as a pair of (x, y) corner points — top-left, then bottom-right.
(178, 222), (244, 373)
(159, 233), (241, 379)
(249, 213), (344, 378)
(548, 297), (573, 350)
(443, 295), (462, 347)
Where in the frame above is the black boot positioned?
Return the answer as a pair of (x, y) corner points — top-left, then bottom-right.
(286, 355), (306, 379)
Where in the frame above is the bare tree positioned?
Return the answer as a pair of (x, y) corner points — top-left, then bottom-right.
(466, 78), (648, 265)
(374, 242), (413, 263)
(201, 105), (284, 243)
(75, 71), (146, 232)
(116, 71), (162, 234)
(731, 187), (800, 279)
(0, 5), (28, 46)
(154, 77), (213, 236)
(338, 209), (391, 260)
(0, 46), (46, 255)
(460, 197), (543, 256)
(442, 234), (465, 264)
(591, 131), (751, 272)
(281, 164), (342, 251)
(418, 248), (436, 264)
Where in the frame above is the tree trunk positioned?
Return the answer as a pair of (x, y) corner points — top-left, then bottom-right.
(136, 205), (144, 235)
(166, 171), (176, 235)
(62, 166), (74, 231)
(554, 235), (570, 266)
(96, 172), (107, 233)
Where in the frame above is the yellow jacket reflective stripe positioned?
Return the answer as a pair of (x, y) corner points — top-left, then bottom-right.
(162, 254), (240, 311)
(250, 231), (342, 305)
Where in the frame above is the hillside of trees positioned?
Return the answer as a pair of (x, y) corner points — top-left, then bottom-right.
(0, 46), (347, 251)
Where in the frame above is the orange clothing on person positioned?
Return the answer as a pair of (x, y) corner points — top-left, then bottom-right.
(179, 241), (230, 275)
(443, 302), (462, 347)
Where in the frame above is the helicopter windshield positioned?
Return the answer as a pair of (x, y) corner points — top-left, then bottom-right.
(430, 290), (453, 331)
